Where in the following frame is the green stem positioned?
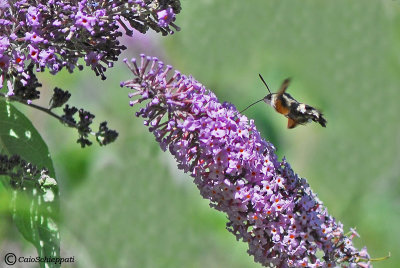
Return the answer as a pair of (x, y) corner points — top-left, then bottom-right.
(357, 252), (391, 263)
(0, 93), (97, 137)
(0, 92), (77, 128)
(369, 252), (391, 262)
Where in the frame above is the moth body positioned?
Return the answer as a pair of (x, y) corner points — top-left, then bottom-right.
(243, 75), (327, 129)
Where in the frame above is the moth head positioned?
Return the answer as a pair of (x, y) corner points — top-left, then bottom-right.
(263, 93), (274, 106)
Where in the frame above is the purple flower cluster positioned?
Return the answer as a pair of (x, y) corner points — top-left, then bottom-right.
(121, 54), (372, 268)
(0, 0), (181, 94)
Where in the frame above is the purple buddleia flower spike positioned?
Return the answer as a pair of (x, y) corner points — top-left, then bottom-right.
(121, 55), (374, 268)
(0, 0), (181, 92)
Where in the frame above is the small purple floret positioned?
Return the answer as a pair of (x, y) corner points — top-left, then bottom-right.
(157, 7), (175, 27)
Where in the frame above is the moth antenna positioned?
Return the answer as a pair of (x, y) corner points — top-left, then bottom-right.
(259, 74), (272, 94)
(239, 98), (264, 114)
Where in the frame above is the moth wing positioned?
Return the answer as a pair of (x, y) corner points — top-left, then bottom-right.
(287, 118), (298, 129)
(276, 78), (291, 97)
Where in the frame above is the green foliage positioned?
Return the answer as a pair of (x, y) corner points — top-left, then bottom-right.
(2, 1), (398, 268)
(0, 100), (60, 268)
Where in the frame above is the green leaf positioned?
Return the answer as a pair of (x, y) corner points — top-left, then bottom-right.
(0, 99), (60, 268)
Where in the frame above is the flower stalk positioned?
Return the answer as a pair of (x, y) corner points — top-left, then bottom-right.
(121, 54), (376, 268)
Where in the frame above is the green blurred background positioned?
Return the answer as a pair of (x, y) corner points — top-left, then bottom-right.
(2, 0), (399, 267)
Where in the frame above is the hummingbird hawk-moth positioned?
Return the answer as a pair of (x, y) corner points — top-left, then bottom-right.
(240, 74), (327, 129)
